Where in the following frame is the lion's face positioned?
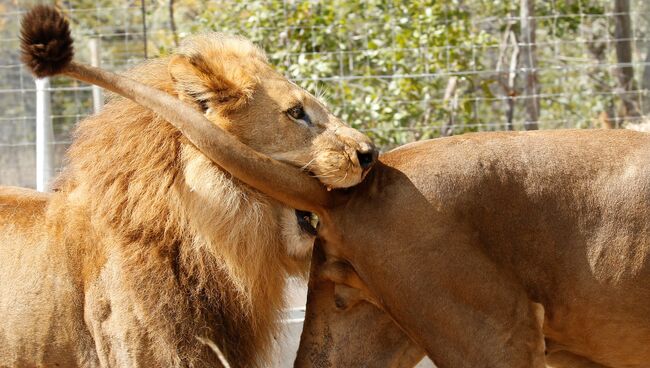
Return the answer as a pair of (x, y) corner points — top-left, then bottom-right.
(169, 33), (376, 190)
(225, 76), (376, 189)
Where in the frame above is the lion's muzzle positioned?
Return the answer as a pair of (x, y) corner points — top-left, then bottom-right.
(336, 125), (378, 171)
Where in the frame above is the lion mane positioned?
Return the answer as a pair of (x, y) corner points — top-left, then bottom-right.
(2, 39), (303, 368)
(53, 60), (303, 367)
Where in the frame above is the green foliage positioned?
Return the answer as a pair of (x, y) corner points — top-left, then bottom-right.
(166, 0), (502, 147)
(27, 0), (650, 149)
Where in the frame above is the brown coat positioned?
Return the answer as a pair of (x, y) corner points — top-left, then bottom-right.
(298, 129), (650, 368)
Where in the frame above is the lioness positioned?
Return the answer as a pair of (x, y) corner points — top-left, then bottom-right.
(294, 129), (650, 368)
(1, 6), (375, 368)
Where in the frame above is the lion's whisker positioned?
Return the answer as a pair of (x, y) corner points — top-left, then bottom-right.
(312, 168), (341, 177)
(300, 157), (318, 171)
(335, 171), (349, 184)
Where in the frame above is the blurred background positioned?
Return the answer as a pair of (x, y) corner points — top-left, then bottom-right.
(1, 1), (648, 366)
(1, 0), (650, 188)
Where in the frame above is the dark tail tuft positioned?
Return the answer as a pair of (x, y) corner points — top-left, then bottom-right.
(20, 5), (74, 78)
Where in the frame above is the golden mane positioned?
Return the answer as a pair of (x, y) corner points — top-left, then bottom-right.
(50, 58), (301, 366)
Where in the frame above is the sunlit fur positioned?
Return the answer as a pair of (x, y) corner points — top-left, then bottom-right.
(0, 33), (373, 368)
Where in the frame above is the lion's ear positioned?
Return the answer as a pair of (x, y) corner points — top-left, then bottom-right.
(168, 54), (254, 112)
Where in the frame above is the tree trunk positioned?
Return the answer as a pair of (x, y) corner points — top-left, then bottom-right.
(506, 31), (519, 131)
(441, 76), (458, 137)
(642, 48), (650, 115)
(613, 0), (640, 122)
(519, 0), (539, 130)
(586, 19), (617, 126)
(496, 24), (518, 131)
(169, 0), (179, 47)
(140, 0), (148, 59)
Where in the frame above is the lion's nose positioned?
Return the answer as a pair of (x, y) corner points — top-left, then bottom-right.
(356, 147), (378, 170)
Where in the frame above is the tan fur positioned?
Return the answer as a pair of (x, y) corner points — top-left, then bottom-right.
(296, 130), (650, 368)
(0, 33), (373, 368)
(295, 245), (426, 368)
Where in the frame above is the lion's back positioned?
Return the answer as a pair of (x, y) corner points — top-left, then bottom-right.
(0, 185), (49, 223)
(0, 186), (96, 367)
(0, 186), (51, 263)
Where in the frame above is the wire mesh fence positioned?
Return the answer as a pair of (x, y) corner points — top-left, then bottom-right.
(1, 0), (650, 189)
(1, 1), (149, 187)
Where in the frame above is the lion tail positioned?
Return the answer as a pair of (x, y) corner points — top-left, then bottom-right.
(20, 5), (74, 78)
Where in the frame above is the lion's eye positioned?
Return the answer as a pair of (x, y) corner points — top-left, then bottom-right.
(187, 91), (209, 112)
(286, 105), (311, 125)
(197, 99), (209, 113)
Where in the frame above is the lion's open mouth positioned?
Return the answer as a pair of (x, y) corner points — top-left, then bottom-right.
(295, 210), (318, 236)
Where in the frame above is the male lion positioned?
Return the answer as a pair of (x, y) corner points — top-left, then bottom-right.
(0, 6), (375, 368)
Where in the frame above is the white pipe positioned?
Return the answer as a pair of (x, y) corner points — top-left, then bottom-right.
(89, 38), (104, 113)
(35, 77), (53, 192)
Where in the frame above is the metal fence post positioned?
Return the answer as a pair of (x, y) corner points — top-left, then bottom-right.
(89, 38), (104, 113)
(35, 77), (53, 192)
